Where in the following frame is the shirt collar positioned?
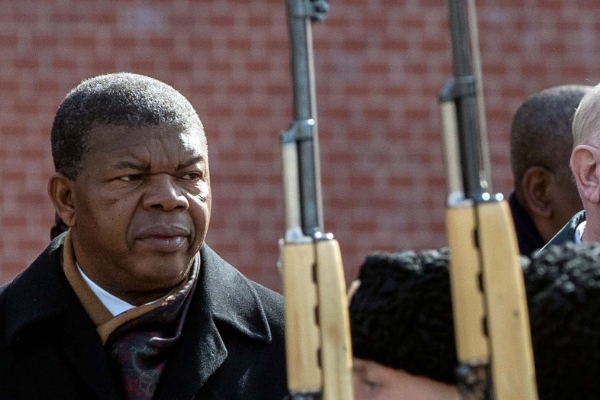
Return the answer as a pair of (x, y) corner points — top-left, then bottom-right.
(575, 220), (586, 244)
(76, 265), (135, 316)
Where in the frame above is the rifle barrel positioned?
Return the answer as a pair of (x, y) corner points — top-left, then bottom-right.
(285, 0), (325, 236)
(447, 0), (483, 199)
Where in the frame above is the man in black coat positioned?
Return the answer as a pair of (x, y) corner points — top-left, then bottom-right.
(508, 85), (591, 256)
(0, 73), (288, 399)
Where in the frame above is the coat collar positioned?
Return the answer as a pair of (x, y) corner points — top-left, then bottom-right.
(151, 245), (273, 399)
(4, 236), (271, 346)
(508, 191), (545, 256)
(3, 235), (273, 399)
(199, 244), (272, 344)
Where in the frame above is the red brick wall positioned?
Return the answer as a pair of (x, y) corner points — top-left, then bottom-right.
(2, 0), (600, 291)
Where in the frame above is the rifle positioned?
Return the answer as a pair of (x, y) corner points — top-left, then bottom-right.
(279, 0), (354, 399)
(439, 0), (538, 399)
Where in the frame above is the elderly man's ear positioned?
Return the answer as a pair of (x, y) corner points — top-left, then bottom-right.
(571, 145), (600, 205)
(48, 173), (77, 227)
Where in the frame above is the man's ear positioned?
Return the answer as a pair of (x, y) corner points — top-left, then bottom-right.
(521, 166), (553, 218)
(571, 145), (600, 204)
(47, 173), (76, 227)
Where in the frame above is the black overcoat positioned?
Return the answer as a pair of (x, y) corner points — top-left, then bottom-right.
(0, 235), (289, 399)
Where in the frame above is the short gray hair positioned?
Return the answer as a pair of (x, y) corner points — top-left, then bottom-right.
(51, 72), (205, 180)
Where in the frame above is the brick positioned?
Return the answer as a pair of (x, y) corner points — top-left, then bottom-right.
(110, 35), (137, 49)
(148, 36), (175, 49)
(561, 64), (588, 77)
(248, 14), (271, 27)
(13, 102), (41, 114)
(350, 220), (378, 233)
(1, 214), (27, 227)
(14, 57), (39, 69)
(402, 17), (427, 30)
(422, 37), (448, 52)
(247, 106), (271, 118)
(169, 59), (193, 72)
(12, 12), (38, 24)
(363, 63), (389, 75)
(246, 61), (270, 73)
(52, 58), (78, 70)
(31, 35), (58, 48)
(209, 15), (235, 27)
(382, 38), (409, 52)
(2, 126), (27, 136)
(189, 37), (213, 51)
(129, 59), (154, 71)
(364, 108), (390, 120)
(92, 12), (117, 25)
(33, 80), (60, 93)
(266, 83), (289, 96)
(71, 35), (97, 48)
(50, 11), (81, 24)
(539, 0), (566, 11)
(0, 35), (19, 47)
(541, 41), (566, 54)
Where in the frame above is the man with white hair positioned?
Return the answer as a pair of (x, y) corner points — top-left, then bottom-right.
(541, 84), (600, 249)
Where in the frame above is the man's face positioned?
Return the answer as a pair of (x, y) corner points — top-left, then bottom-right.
(353, 358), (460, 400)
(68, 124), (210, 303)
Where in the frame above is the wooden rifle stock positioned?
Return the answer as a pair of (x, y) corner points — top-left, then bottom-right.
(440, 1), (538, 399)
(279, 1), (353, 399)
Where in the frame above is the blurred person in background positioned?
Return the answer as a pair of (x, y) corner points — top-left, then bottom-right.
(509, 85), (591, 255)
(349, 248), (460, 400)
(349, 242), (600, 399)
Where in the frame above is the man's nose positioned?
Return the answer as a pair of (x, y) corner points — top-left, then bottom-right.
(142, 174), (189, 211)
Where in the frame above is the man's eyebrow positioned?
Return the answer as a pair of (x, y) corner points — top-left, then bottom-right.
(112, 161), (149, 171)
(178, 156), (205, 169)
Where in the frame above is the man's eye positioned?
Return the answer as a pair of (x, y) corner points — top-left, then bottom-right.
(180, 172), (202, 180)
(119, 174), (142, 182)
(362, 378), (381, 391)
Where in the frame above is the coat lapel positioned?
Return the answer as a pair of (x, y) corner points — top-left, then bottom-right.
(154, 298), (227, 400)
(61, 298), (120, 400)
(4, 235), (119, 400)
(155, 245), (272, 399)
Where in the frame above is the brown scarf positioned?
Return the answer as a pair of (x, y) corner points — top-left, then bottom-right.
(62, 231), (199, 399)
